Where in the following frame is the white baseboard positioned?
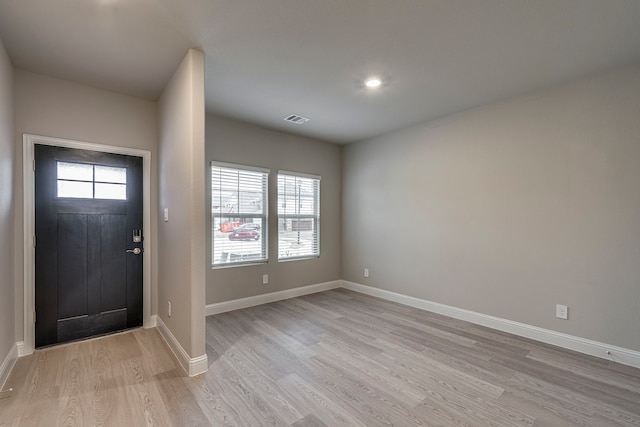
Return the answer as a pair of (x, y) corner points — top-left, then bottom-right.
(147, 315), (158, 328)
(342, 281), (640, 370)
(16, 341), (28, 357)
(17, 341), (33, 357)
(0, 343), (19, 391)
(206, 280), (342, 316)
(155, 317), (208, 377)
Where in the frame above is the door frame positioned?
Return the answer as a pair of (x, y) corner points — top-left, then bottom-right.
(23, 134), (152, 354)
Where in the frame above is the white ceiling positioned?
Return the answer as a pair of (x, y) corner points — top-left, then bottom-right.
(1, 0), (640, 144)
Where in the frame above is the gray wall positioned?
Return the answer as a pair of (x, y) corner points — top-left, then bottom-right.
(0, 38), (14, 368)
(343, 63), (640, 352)
(206, 115), (342, 304)
(157, 49), (206, 358)
(13, 70), (159, 342)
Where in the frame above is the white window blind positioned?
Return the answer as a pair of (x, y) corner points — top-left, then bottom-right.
(277, 172), (320, 260)
(211, 162), (268, 267)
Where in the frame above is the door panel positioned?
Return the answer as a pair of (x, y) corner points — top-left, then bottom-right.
(100, 214), (127, 311)
(35, 144), (143, 348)
(57, 213), (88, 319)
(87, 214), (101, 315)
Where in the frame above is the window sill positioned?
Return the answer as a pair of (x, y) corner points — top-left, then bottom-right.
(278, 255), (320, 263)
(212, 260), (268, 270)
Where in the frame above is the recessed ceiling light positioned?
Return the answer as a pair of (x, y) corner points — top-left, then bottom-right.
(364, 77), (382, 88)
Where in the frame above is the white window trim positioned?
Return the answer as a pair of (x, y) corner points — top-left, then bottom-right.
(277, 170), (321, 262)
(211, 161), (270, 268)
(211, 160), (270, 174)
(278, 170), (321, 181)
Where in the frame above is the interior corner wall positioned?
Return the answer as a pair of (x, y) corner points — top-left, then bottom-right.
(0, 37), (15, 369)
(157, 49), (206, 359)
(13, 70), (159, 343)
(342, 63), (640, 352)
(205, 115), (342, 304)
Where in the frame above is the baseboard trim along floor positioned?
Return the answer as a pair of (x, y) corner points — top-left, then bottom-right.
(0, 343), (18, 391)
(205, 279), (640, 370)
(156, 316), (208, 377)
(341, 280), (640, 370)
(205, 280), (342, 316)
(6, 276), (635, 390)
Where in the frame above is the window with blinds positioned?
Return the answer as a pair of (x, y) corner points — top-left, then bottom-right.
(277, 171), (320, 261)
(211, 162), (269, 267)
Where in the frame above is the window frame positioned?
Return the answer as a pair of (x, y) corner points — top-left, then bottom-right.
(211, 161), (269, 268)
(277, 170), (321, 262)
(56, 160), (128, 200)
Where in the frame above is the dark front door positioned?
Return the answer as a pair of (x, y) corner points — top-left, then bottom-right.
(35, 145), (143, 348)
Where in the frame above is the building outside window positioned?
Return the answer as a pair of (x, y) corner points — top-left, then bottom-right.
(211, 162), (269, 267)
(277, 171), (320, 261)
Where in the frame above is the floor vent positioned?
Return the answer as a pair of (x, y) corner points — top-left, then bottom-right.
(284, 114), (310, 124)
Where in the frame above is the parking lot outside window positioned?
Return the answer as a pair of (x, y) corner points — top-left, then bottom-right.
(211, 162), (269, 267)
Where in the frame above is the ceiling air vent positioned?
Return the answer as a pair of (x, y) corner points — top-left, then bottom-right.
(284, 114), (310, 125)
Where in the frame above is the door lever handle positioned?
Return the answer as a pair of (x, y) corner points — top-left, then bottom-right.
(126, 248), (142, 255)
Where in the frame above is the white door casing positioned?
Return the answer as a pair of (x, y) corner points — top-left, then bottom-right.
(22, 134), (152, 354)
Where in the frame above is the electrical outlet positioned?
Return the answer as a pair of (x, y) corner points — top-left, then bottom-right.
(556, 304), (568, 320)
(163, 208), (169, 222)
(263, 274), (269, 285)
(364, 268), (369, 278)
(168, 301), (172, 317)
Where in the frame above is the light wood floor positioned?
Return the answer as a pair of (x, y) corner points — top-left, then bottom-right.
(1, 289), (640, 426)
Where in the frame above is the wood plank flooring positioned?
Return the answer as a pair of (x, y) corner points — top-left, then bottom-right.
(1, 288), (640, 426)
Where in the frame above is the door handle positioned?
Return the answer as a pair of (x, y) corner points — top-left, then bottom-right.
(126, 248), (142, 255)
